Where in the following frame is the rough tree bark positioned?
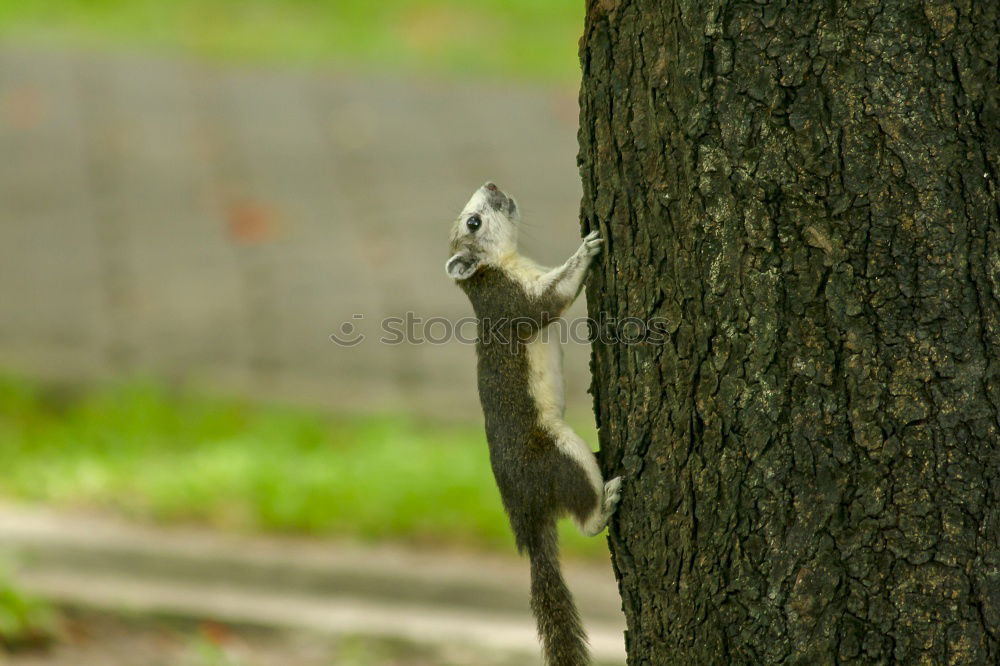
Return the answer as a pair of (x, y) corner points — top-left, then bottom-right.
(578, 1), (999, 663)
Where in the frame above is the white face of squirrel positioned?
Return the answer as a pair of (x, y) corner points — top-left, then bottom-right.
(445, 182), (520, 280)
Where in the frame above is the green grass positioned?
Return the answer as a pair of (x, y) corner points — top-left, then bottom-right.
(0, 0), (585, 81)
(0, 572), (57, 651)
(0, 375), (607, 559)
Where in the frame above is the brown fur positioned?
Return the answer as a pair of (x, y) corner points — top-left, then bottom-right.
(448, 184), (618, 666)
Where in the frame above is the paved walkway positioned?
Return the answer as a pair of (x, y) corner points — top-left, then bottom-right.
(0, 47), (594, 420)
(0, 503), (625, 663)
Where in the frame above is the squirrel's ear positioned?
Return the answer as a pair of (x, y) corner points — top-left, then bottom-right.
(446, 252), (481, 280)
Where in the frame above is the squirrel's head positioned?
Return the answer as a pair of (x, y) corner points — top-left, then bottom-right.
(445, 182), (519, 280)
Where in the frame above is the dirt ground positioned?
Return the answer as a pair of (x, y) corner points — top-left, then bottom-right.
(0, 503), (624, 666)
(0, 609), (534, 666)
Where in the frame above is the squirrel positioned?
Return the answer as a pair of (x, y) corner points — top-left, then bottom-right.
(446, 182), (622, 666)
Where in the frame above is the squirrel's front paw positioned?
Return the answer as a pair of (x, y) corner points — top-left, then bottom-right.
(580, 230), (604, 258)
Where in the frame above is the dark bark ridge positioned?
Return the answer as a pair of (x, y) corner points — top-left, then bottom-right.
(578, 1), (999, 663)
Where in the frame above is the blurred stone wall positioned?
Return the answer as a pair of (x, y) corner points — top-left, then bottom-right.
(0, 48), (596, 421)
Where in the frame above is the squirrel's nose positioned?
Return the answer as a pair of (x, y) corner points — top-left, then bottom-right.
(484, 182), (498, 192)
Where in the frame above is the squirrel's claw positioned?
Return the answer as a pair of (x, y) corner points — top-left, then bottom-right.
(580, 230), (604, 257)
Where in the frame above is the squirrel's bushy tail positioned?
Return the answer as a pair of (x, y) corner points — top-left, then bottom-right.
(527, 522), (589, 666)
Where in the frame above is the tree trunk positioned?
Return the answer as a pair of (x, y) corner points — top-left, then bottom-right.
(577, 1), (999, 663)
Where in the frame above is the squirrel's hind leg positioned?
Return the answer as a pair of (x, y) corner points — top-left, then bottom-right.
(550, 424), (622, 538)
(578, 476), (622, 537)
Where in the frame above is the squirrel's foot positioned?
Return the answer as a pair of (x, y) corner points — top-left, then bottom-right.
(603, 476), (622, 514)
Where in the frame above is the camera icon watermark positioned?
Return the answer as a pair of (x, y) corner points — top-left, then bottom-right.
(329, 314), (367, 347)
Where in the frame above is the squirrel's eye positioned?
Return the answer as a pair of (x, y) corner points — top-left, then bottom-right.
(466, 215), (482, 232)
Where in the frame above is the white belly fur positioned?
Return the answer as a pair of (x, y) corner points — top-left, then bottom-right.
(525, 335), (603, 492)
(525, 335), (565, 423)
